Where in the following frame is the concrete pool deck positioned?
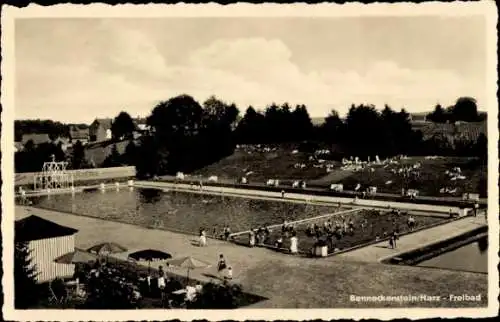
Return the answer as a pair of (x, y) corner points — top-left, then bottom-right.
(14, 205), (488, 308)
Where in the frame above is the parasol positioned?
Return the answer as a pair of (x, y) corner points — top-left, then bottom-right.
(166, 256), (211, 282)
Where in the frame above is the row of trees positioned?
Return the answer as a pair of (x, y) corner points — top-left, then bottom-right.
(14, 95), (487, 175)
(128, 94), (486, 178)
(15, 140), (94, 173)
(426, 97), (486, 123)
(14, 120), (89, 142)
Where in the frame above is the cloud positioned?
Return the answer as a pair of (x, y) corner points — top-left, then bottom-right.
(15, 25), (485, 122)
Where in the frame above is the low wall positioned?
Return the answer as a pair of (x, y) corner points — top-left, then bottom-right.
(15, 166), (136, 187)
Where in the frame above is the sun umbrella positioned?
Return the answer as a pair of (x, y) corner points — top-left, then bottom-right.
(128, 249), (172, 273)
(166, 256), (211, 282)
(87, 242), (127, 255)
(54, 248), (98, 264)
(87, 242), (128, 263)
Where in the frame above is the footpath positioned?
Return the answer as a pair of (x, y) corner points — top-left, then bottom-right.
(332, 213), (487, 263)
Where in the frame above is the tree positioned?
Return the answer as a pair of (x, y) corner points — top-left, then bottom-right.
(111, 111), (136, 141)
(320, 109), (344, 144)
(134, 135), (169, 178)
(474, 133), (487, 162)
(291, 104), (313, 141)
(15, 241), (40, 308)
(344, 104), (386, 158)
(123, 140), (137, 166)
(147, 94), (204, 141)
(234, 106), (266, 144)
(102, 144), (123, 168)
(452, 97), (479, 122)
(70, 140), (87, 169)
(426, 104), (448, 123)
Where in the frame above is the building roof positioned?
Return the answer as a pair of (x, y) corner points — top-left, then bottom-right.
(92, 118), (113, 130)
(21, 133), (51, 145)
(70, 127), (90, 139)
(15, 215), (78, 242)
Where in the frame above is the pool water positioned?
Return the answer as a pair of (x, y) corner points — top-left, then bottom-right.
(28, 188), (336, 236)
(417, 236), (488, 273)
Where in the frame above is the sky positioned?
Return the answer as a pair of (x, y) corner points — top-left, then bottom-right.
(15, 16), (487, 123)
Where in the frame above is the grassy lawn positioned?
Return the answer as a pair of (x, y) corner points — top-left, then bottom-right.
(191, 146), (486, 198)
(241, 259), (488, 308)
(336, 157), (486, 196)
(192, 147), (333, 181)
(232, 209), (446, 253)
(28, 188), (339, 236)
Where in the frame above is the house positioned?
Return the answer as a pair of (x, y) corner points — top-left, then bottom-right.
(409, 113), (428, 123)
(89, 118), (113, 142)
(21, 133), (51, 147)
(69, 126), (90, 145)
(52, 137), (71, 152)
(15, 215), (78, 283)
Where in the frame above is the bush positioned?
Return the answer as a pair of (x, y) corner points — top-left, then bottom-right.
(188, 281), (244, 309)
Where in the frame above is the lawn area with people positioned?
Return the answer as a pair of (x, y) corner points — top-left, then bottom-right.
(232, 208), (448, 254)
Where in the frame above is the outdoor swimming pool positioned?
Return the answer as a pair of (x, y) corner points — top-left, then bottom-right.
(416, 236), (488, 273)
(27, 188), (338, 236)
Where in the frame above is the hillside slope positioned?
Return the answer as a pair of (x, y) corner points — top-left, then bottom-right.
(84, 139), (139, 166)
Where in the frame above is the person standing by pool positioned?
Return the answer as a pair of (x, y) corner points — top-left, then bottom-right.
(290, 232), (298, 254)
(275, 235), (284, 249)
(199, 228), (207, 247)
(392, 231), (399, 248)
(249, 229), (255, 247)
(388, 236), (394, 249)
(281, 190), (285, 198)
(224, 226), (231, 240)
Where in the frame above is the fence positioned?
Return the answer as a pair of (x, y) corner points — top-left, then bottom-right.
(15, 166), (136, 187)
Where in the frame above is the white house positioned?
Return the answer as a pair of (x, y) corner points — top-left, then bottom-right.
(15, 215), (78, 283)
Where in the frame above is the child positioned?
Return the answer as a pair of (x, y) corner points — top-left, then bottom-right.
(225, 266), (233, 280)
(275, 236), (283, 249)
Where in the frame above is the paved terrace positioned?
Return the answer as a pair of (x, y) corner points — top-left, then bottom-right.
(14, 205), (488, 308)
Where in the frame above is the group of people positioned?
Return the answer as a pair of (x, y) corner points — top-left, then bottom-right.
(195, 225), (234, 247)
(217, 254), (233, 280)
(248, 226), (272, 247)
(246, 221), (299, 254)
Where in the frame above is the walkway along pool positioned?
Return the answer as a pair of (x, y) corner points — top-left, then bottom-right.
(382, 226), (488, 274)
